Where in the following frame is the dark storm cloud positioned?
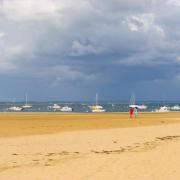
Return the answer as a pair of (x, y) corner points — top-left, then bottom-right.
(0, 0), (180, 100)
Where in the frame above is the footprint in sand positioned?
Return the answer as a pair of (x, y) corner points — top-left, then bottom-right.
(32, 159), (39, 162)
(46, 153), (55, 157)
(44, 164), (51, 166)
(74, 152), (80, 154)
(48, 159), (53, 161)
(12, 153), (18, 156)
(58, 151), (69, 155)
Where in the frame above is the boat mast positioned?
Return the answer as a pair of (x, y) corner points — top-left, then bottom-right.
(130, 92), (136, 105)
(96, 93), (98, 106)
(25, 93), (28, 105)
(12, 98), (15, 106)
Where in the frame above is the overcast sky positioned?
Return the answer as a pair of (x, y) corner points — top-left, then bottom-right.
(0, 0), (180, 101)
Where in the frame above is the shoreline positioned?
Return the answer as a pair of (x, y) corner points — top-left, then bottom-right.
(0, 112), (179, 137)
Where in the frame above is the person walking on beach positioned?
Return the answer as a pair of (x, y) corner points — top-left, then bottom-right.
(134, 107), (138, 117)
(129, 107), (134, 118)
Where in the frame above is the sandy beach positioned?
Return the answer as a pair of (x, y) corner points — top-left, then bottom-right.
(0, 112), (180, 179)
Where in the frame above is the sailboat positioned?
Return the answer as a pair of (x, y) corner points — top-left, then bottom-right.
(137, 104), (147, 110)
(22, 94), (32, 109)
(8, 106), (23, 111)
(60, 106), (73, 112)
(129, 92), (138, 108)
(48, 103), (61, 110)
(8, 99), (24, 111)
(89, 93), (106, 112)
(129, 93), (147, 109)
(154, 96), (170, 112)
(155, 106), (170, 112)
(171, 105), (180, 110)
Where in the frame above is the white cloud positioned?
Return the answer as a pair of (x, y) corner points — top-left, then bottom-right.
(0, 32), (5, 38)
(70, 40), (106, 56)
(127, 13), (165, 37)
(4, 45), (27, 58)
(0, 42), (34, 73)
(0, 0), (62, 21)
(166, 0), (180, 6)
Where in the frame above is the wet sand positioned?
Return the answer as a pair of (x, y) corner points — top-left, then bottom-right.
(0, 112), (179, 137)
(0, 112), (180, 179)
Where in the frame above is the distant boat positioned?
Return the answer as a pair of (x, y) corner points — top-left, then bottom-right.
(8, 106), (23, 111)
(8, 99), (24, 111)
(129, 92), (138, 108)
(129, 93), (147, 110)
(60, 106), (73, 112)
(170, 105), (180, 110)
(155, 106), (170, 112)
(48, 104), (61, 110)
(22, 94), (32, 109)
(90, 93), (106, 112)
(137, 105), (147, 110)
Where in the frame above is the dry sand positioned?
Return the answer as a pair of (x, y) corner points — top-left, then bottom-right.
(0, 112), (180, 179)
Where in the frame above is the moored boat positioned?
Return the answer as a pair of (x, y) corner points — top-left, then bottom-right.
(60, 106), (73, 112)
(90, 93), (106, 112)
(170, 105), (180, 110)
(22, 94), (32, 109)
(8, 106), (23, 111)
(155, 106), (170, 112)
(48, 104), (61, 110)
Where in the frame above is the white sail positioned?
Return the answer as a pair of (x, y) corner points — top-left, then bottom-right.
(129, 92), (138, 108)
(129, 92), (135, 105)
(129, 93), (147, 109)
(90, 93), (106, 112)
(22, 93), (32, 108)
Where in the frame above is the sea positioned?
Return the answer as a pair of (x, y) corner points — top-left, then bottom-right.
(0, 101), (180, 112)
